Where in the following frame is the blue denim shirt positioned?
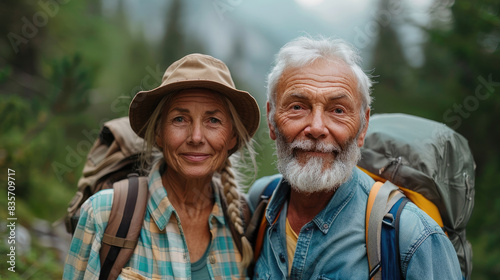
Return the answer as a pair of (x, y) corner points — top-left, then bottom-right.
(249, 167), (462, 280)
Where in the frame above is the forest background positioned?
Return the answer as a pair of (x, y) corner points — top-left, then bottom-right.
(0, 0), (499, 279)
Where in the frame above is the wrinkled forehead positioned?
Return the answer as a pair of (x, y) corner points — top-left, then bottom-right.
(276, 59), (360, 100)
(160, 89), (232, 120)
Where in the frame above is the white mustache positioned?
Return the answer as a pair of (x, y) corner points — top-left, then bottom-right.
(289, 140), (340, 154)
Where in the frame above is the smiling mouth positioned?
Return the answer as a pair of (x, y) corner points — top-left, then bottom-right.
(181, 153), (211, 162)
(294, 148), (340, 159)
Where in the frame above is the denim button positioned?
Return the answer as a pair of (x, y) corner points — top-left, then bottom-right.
(323, 223), (329, 229)
(279, 253), (286, 263)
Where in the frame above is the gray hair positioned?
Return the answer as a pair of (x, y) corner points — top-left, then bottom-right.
(267, 36), (373, 128)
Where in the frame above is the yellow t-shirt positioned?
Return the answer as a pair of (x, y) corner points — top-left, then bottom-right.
(285, 218), (298, 275)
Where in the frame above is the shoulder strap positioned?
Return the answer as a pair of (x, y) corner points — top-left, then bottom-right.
(366, 181), (405, 280)
(248, 176), (282, 261)
(380, 196), (408, 280)
(246, 176), (281, 243)
(99, 174), (148, 280)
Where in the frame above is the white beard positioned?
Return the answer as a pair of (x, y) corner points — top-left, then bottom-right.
(275, 133), (361, 194)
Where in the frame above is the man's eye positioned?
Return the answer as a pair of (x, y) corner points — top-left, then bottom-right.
(173, 116), (184, 122)
(292, 105), (302, 110)
(334, 108), (344, 114)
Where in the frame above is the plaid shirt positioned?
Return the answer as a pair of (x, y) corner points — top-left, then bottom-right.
(64, 161), (247, 279)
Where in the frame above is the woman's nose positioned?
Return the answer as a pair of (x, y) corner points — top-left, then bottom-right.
(188, 121), (205, 145)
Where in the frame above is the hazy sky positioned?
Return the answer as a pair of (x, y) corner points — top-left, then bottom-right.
(105, 0), (439, 65)
(99, 0), (443, 103)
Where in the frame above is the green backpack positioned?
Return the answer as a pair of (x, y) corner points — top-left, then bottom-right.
(248, 113), (475, 279)
(359, 113), (475, 279)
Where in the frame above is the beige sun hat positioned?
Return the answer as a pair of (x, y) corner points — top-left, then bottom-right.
(129, 53), (260, 138)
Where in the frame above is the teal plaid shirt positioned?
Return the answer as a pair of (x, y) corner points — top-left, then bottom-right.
(64, 161), (247, 279)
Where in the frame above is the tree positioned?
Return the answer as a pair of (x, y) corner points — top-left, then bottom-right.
(371, 0), (500, 277)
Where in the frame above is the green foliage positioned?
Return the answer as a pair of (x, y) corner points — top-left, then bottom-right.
(1, 0), (498, 278)
(0, 230), (63, 279)
(371, 0), (500, 277)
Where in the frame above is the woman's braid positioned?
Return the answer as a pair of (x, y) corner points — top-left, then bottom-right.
(220, 158), (253, 268)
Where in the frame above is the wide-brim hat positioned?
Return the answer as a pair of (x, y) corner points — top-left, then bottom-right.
(129, 53), (260, 139)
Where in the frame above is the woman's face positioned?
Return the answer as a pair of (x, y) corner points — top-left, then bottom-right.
(156, 89), (237, 180)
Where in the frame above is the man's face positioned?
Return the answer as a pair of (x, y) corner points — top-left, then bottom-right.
(268, 59), (369, 193)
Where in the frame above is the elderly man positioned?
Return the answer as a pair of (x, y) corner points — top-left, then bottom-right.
(248, 37), (462, 279)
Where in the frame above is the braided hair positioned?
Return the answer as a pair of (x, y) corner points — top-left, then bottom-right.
(219, 158), (254, 268)
(219, 96), (257, 269)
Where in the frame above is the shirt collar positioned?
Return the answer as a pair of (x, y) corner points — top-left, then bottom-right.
(312, 169), (360, 234)
(265, 177), (290, 225)
(208, 178), (226, 227)
(146, 160), (226, 231)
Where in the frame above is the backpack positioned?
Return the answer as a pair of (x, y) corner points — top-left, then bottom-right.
(65, 117), (250, 280)
(64, 117), (150, 280)
(65, 117), (147, 235)
(360, 113), (475, 280)
(249, 113), (475, 280)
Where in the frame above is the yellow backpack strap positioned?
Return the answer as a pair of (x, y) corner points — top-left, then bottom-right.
(399, 186), (444, 228)
(360, 167), (444, 229)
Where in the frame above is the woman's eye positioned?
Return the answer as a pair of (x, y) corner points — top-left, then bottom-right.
(292, 105), (302, 110)
(173, 116), (184, 123)
(334, 108), (344, 114)
(209, 117), (221, 124)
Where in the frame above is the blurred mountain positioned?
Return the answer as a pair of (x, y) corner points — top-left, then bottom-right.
(102, 0), (376, 105)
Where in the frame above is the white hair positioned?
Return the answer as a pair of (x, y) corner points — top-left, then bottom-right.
(275, 134), (361, 193)
(267, 36), (373, 129)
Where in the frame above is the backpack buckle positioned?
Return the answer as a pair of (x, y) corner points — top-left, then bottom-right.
(127, 173), (139, 178)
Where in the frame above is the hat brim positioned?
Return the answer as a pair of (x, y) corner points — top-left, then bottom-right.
(129, 80), (260, 139)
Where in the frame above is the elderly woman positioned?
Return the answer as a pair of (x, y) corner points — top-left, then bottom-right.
(64, 54), (260, 279)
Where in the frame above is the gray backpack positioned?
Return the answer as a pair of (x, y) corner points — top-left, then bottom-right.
(359, 113), (475, 279)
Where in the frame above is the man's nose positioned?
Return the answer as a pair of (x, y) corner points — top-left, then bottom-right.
(304, 109), (328, 139)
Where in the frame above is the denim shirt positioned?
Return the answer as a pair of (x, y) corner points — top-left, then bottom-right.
(250, 167), (462, 280)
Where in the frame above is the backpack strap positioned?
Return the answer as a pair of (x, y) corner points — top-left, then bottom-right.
(99, 174), (148, 280)
(380, 195), (408, 280)
(366, 181), (405, 280)
(248, 176), (282, 261)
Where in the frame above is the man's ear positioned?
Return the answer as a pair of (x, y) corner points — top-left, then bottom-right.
(357, 108), (370, 147)
(267, 102), (277, 140)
